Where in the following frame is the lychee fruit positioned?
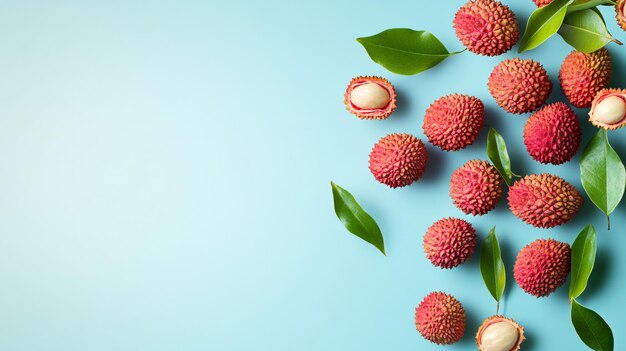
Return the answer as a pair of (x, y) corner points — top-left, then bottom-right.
(453, 0), (520, 56)
(450, 160), (503, 216)
(344, 76), (396, 119)
(488, 58), (552, 114)
(514, 239), (571, 297)
(423, 218), (477, 269)
(588, 88), (626, 130)
(508, 174), (583, 228)
(476, 316), (525, 351)
(533, 0), (553, 6)
(369, 133), (427, 188)
(415, 292), (466, 344)
(422, 94), (485, 151)
(617, 0), (626, 31)
(523, 102), (581, 165)
(559, 49), (611, 108)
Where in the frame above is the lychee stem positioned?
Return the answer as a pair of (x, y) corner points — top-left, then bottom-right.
(496, 301), (500, 315)
(607, 215), (611, 231)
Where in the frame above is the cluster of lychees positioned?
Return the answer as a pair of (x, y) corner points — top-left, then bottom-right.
(343, 0), (626, 348)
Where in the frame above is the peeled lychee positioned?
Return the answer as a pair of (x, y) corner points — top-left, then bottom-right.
(415, 292), (466, 344)
(617, 0), (626, 31)
(344, 76), (397, 119)
(533, 0), (553, 6)
(559, 49), (611, 108)
(514, 239), (571, 297)
(453, 0), (520, 56)
(508, 174), (583, 228)
(422, 94), (484, 151)
(476, 316), (525, 351)
(369, 133), (427, 188)
(423, 218), (476, 269)
(524, 102), (581, 165)
(488, 58), (552, 114)
(450, 160), (503, 216)
(588, 88), (626, 130)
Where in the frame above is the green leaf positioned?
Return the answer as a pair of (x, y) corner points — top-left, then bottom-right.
(519, 0), (574, 52)
(569, 225), (597, 300)
(571, 300), (614, 351)
(580, 130), (626, 230)
(357, 29), (462, 75)
(486, 128), (512, 186)
(558, 9), (622, 53)
(331, 181), (385, 255)
(568, 0), (617, 13)
(480, 227), (506, 303)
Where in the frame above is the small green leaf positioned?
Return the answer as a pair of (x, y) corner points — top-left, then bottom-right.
(357, 29), (462, 75)
(567, 0), (617, 13)
(571, 300), (614, 351)
(580, 130), (626, 230)
(480, 227), (506, 303)
(486, 128), (512, 186)
(331, 181), (385, 255)
(569, 224), (597, 300)
(519, 0), (574, 52)
(558, 9), (622, 53)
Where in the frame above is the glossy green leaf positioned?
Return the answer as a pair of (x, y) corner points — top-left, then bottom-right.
(486, 128), (512, 186)
(580, 130), (626, 230)
(569, 225), (597, 300)
(480, 227), (506, 303)
(357, 29), (462, 75)
(567, 0), (617, 13)
(331, 182), (385, 255)
(571, 300), (614, 351)
(519, 0), (574, 52)
(558, 9), (621, 53)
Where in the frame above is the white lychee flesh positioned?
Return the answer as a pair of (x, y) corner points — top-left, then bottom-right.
(593, 95), (626, 125)
(479, 321), (519, 351)
(350, 83), (390, 109)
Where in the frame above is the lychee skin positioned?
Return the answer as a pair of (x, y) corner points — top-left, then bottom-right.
(524, 102), (581, 165)
(423, 218), (477, 269)
(508, 174), (583, 228)
(559, 49), (611, 108)
(533, 0), (553, 6)
(450, 160), (503, 216)
(422, 94), (484, 151)
(415, 292), (466, 344)
(488, 58), (552, 114)
(617, 0), (626, 31)
(453, 0), (520, 56)
(514, 239), (571, 297)
(369, 133), (427, 188)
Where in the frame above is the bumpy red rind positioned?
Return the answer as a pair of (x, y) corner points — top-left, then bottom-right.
(423, 94), (485, 151)
(453, 0), (520, 56)
(415, 292), (466, 345)
(514, 239), (571, 297)
(369, 133), (427, 188)
(488, 58), (552, 114)
(508, 174), (583, 228)
(423, 218), (477, 269)
(524, 102), (581, 165)
(617, 0), (626, 31)
(450, 160), (503, 216)
(559, 49), (611, 108)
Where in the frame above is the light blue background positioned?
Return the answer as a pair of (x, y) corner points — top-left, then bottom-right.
(0, 0), (625, 350)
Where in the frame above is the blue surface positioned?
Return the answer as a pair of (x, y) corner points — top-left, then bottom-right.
(1, 0), (625, 350)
